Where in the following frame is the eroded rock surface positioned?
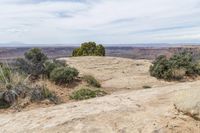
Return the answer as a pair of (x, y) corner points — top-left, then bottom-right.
(0, 81), (200, 133)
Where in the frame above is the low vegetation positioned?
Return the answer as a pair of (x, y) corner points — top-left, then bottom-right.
(30, 85), (59, 104)
(15, 48), (48, 80)
(70, 87), (107, 100)
(0, 46), (109, 110)
(50, 67), (79, 85)
(82, 75), (101, 88)
(44, 59), (66, 78)
(0, 98), (11, 109)
(150, 52), (200, 80)
(0, 48), (81, 110)
(72, 42), (105, 56)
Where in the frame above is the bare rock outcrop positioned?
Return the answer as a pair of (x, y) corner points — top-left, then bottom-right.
(174, 88), (200, 120)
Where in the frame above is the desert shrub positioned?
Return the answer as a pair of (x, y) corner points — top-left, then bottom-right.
(53, 59), (66, 67)
(83, 75), (101, 87)
(0, 66), (30, 109)
(0, 90), (18, 109)
(3, 90), (18, 104)
(95, 44), (105, 56)
(30, 85), (59, 104)
(13, 83), (30, 98)
(44, 61), (58, 78)
(70, 88), (107, 100)
(15, 48), (48, 79)
(50, 67), (79, 84)
(150, 52), (200, 80)
(0, 65), (12, 84)
(0, 94), (11, 109)
(70, 88), (96, 100)
(0, 63), (28, 91)
(143, 85), (152, 89)
(31, 85), (48, 102)
(150, 55), (170, 79)
(44, 59), (66, 78)
(72, 42), (105, 56)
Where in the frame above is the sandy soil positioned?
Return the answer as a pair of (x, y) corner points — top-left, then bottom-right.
(0, 57), (199, 133)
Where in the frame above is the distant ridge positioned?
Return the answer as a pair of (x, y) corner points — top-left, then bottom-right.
(0, 43), (200, 48)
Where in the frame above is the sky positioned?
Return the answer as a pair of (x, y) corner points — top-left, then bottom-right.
(0, 0), (200, 46)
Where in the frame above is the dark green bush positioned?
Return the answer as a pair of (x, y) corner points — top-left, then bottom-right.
(95, 45), (105, 56)
(150, 52), (200, 80)
(0, 99), (10, 109)
(70, 88), (107, 100)
(50, 67), (79, 84)
(0, 92), (10, 109)
(72, 42), (105, 56)
(1, 90), (18, 110)
(16, 48), (48, 79)
(44, 61), (58, 78)
(4, 90), (18, 104)
(83, 75), (101, 87)
(44, 60), (66, 78)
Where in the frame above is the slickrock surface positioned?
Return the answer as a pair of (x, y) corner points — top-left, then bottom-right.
(61, 57), (171, 92)
(0, 81), (200, 133)
(0, 57), (199, 133)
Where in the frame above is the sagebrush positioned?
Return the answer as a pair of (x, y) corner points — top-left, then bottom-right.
(70, 87), (107, 100)
(150, 52), (200, 80)
(15, 48), (48, 79)
(83, 75), (101, 88)
(50, 67), (79, 84)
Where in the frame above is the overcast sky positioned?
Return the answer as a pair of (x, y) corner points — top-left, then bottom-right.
(0, 0), (200, 45)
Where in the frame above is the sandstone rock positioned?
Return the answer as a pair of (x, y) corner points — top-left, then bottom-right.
(174, 88), (200, 120)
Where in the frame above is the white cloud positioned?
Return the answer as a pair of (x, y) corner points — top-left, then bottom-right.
(0, 0), (200, 45)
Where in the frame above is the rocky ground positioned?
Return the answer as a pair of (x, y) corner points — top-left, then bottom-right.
(60, 56), (173, 92)
(0, 57), (200, 133)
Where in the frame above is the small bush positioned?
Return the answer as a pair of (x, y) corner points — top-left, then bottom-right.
(83, 75), (101, 88)
(3, 90), (18, 104)
(0, 92), (10, 109)
(50, 67), (79, 85)
(0, 99), (10, 109)
(150, 52), (200, 80)
(1, 90), (18, 105)
(53, 60), (66, 67)
(70, 88), (106, 100)
(0, 62), (27, 90)
(15, 48), (48, 79)
(13, 83), (31, 98)
(30, 85), (59, 104)
(44, 60), (66, 78)
(44, 61), (58, 78)
(72, 42), (105, 56)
